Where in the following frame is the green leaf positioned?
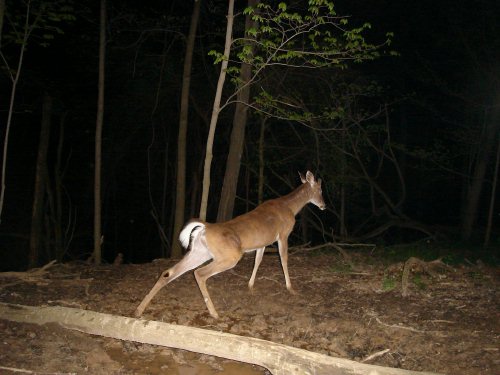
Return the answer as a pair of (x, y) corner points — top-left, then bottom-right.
(243, 6), (254, 15)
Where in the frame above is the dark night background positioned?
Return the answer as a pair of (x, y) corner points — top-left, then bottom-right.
(0, 0), (499, 271)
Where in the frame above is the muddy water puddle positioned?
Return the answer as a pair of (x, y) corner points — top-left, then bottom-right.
(106, 346), (268, 374)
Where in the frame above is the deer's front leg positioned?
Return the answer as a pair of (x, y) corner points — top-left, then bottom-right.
(278, 236), (296, 294)
(248, 247), (265, 293)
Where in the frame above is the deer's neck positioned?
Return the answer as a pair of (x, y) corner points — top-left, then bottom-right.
(280, 184), (310, 216)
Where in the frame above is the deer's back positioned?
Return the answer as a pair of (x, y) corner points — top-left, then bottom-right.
(205, 200), (295, 252)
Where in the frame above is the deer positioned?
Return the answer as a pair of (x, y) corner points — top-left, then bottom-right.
(134, 171), (326, 319)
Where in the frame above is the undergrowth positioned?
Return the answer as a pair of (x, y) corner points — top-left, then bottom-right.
(375, 241), (499, 266)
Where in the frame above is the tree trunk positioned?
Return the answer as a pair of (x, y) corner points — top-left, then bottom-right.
(217, 0), (259, 222)
(0, 0), (5, 41)
(44, 161), (56, 260)
(171, 0), (201, 258)
(461, 98), (500, 240)
(258, 116), (267, 204)
(199, 0), (235, 221)
(29, 93), (52, 268)
(54, 113), (67, 261)
(160, 134), (170, 257)
(339, 121), (347, 237)
(94, 0), (106, 264)
(0, 303), (442, 375)
(340, 183), (346, 237)
(0, 0), (4, 219)
(484, 134), (500, 246)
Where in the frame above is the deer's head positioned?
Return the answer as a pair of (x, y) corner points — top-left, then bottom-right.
(299, 171), (326, 210)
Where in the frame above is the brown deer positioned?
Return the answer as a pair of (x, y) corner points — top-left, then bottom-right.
(134, 171), (326, 319)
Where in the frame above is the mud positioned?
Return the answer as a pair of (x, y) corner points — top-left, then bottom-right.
(0, 251), (498, 374)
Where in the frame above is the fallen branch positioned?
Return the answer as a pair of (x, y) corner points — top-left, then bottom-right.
(290, 242), (376, 253)
(0, 303), (442, 375)
(0, 261), (93, 294)
(0, 366), (34, 374)
(0, 260), (57, 279)
(0, 365), (76, 375)
(0, 261), (59, 290)
(362, 348), (391, 363)
(357, 219), (437, 242)
(290, 242), (374, 272)
(367, 311), (424, 333)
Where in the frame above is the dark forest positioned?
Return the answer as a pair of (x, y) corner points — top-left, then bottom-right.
(1, 0), (499, 270)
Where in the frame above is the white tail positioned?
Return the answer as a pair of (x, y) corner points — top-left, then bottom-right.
(179, 221), (204, 249)
(134, 171), (326, 319)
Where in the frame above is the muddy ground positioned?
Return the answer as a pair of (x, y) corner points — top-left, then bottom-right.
(0, 249), (498, 374)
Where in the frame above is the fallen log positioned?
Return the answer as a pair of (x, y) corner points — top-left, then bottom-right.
(0, 303), (442, 375)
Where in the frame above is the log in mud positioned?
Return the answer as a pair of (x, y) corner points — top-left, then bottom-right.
(0, 302), (441, 375)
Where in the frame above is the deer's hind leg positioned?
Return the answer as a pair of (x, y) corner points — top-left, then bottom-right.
(134, 231), (212, 317)
(194, 250), (242, 319)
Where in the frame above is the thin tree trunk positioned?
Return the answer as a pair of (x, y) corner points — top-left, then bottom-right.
(340, 183), (346, 237)
(0, 0), (5, 42)
(484, 134), (500, 246)
(54, 113), (67, 261)
(245, 158), (250, 212)
(94, 0), (106, 264)
(149, 32), (171, 258)
(258, 117), (266, 204)
(340, 122), (347, 237)
(188, 170), (196, 217)
(199, 0), (235, 221)
(171, 0), (201, 258)
(29, 93), (52, 268)
(217, 0), (258, 222)
(44, 158), (56, 260)
(0, 1), (30, 224)
(43, 202), (52, 259)
(160, 133), (170, 258)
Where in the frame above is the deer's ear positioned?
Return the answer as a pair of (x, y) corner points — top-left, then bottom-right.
(306, 171), (315, 184)
(299, 171), (306, 184)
